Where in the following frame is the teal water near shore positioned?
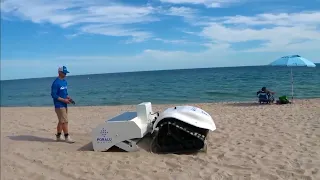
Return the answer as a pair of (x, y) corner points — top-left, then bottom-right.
(1, 65), (320, 107)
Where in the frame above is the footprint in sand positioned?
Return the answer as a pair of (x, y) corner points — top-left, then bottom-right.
(217, 153), (225, 160)
(258, 172), (279, 180)
(253, 139), (266, 146)
(165, 161), (181, 172)
(293, 168), (305, 174)
(276, 170), (312, 180)
(311, 168), (318, 175)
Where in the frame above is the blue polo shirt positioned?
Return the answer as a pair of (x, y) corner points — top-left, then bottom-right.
(51, 77), (68, 108)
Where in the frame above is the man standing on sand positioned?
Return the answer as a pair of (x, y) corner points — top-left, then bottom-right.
(51, 66), (75, 143)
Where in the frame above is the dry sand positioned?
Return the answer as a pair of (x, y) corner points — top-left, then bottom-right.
(1, 99), (320, 180)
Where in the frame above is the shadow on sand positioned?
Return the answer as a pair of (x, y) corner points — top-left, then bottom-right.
(77, 134), (153, 153)
(7, 135), (56, 142)
(77, 142), (127, 152)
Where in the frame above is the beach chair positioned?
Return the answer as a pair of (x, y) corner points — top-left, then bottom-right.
(257, 92), (274, 104)
(91, 102), (216, 154)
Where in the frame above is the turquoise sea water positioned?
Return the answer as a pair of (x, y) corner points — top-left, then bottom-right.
(1, 65), (320, 107)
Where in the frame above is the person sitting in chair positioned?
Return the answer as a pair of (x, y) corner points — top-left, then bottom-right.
(257, 87), (275, 103)
(257, 87), (275, 95)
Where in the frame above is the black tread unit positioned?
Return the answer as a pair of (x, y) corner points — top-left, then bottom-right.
(150, 118), (209, 154)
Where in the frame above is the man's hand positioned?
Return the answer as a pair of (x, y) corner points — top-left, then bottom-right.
(63, 99), (71, 104)
(58, 97), (70, 104)
(67, 96), (75, 104)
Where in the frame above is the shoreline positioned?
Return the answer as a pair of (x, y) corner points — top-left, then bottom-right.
(1, 97), (320, 108)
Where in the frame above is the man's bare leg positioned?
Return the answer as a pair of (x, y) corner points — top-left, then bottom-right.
(62, 122), (68, 135)
(55, 108), (74, 143)
(62, 122), (74, 143)
(56, 122), (63, 141)
(57, 122), (63, 132)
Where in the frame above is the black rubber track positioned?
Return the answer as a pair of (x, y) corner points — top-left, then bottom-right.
(150, 118), (209, 154)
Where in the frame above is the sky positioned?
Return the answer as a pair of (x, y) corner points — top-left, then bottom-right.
(1, 0), (320, 80)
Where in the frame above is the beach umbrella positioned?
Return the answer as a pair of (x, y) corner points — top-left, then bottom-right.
(269, 55), (316, 102)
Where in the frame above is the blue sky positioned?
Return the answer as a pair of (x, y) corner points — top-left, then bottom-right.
(1, 0), (320, 80)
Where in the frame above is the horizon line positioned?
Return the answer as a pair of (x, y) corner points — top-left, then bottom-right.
(1, 63), (319, 81)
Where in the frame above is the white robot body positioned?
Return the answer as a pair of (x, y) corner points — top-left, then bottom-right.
(91, 102), (216, 153)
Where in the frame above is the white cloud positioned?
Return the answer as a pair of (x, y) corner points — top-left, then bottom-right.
(158, 0), (240, 8)
(0, 0), (158, 42)
(202, 23), (320, 43)
(64, 33), (82, 39)
(80, 24), (153, 43)
(153, 38), (191, 44)
(0, 47), (238, 80)
(195, 11), (320, 52)
(1, 0), (320, 80)
(165, 6), (197, 18)
(3, 43), (318, 80)
(219, 12), (320, 26)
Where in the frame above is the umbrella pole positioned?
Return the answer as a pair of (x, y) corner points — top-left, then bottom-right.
(291, 67), (294, 103)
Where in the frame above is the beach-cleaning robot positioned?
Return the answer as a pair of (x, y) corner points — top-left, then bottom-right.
(91, 102), (216, 154)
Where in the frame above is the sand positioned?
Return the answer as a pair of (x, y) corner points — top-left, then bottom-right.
(1, 99), (320, 180)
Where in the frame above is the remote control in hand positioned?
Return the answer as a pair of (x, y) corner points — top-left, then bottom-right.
(70, 99), (75, 105)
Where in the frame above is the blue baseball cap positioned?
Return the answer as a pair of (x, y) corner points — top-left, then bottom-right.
(58, 66), (70, 74)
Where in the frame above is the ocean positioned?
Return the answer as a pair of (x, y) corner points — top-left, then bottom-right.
(1, 65), (320, 107)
